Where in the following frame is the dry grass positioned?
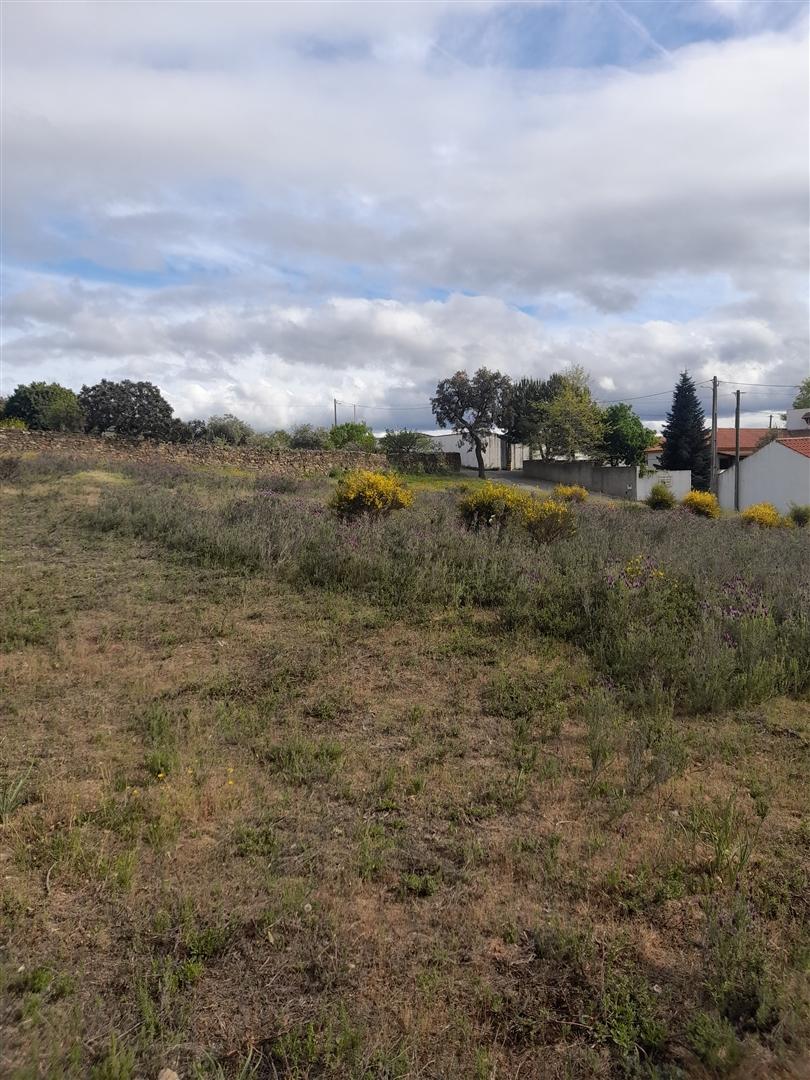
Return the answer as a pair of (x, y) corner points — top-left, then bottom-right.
(0, 460), (808, 1079)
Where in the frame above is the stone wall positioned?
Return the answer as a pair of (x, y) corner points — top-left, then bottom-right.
(0, 429), (387, 476)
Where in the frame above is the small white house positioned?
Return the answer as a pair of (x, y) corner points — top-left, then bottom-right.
(425, 431), (530, 470)
(718, 437), (810, 513)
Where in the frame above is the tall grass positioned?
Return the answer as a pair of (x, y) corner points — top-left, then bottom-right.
(83, 469), (810, 715)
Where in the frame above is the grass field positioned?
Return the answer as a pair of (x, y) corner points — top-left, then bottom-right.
(1, 453), (808, 1079)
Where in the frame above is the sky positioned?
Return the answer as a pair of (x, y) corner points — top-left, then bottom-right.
(2, 0), (809, 432)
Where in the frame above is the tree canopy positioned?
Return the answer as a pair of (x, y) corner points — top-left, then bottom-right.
(289, 423), (331, 450)
(432, 368), (511, 477)
(78, 380), (175, 439)
(378, 429), (436, 454)
(597, 402), (656, 466)
(328, 421), (377, 451)
(793, 377), (810, 409)
(4, 382), (84, 431)
(533, 367), (603, 461)
(660, 372), (710, 489)
(206, 414), (254, 445)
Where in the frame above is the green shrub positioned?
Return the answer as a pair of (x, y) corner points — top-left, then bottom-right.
(553, 483), (588, 502)
(788, 503), (810, 527)
(645, 482), (676, 509)
(0, 417), (28, 430)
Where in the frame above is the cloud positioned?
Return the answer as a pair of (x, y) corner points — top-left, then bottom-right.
(1, 1), (807, 426)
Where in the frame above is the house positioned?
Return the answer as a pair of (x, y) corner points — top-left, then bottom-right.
(717, 437), (810, 513)
(425, 431), (530, 470)
(644, 439), (664, 467)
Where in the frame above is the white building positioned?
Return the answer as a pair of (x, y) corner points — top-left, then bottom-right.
(425, 431), (530, 470)
(718, 437), (810, 513)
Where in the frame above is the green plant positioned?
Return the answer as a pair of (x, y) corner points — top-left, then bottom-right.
(788, 503), (810, 527)
(0, 416), (28, 430)
(261, 735), (343, 785)
(90, 1034), (136, 1080)
(4, 381), (84, 431)
(0, 764), (32, 823)
(683, 490), (720, 518)
(399, 871), (439, 897)
(329, 469), (413, 519)
(328, 421), (377, 452)
(645, 481), (676, 509)
(687, 1011), (743, 1073)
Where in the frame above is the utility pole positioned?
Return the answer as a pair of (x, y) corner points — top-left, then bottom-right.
(734, 389), (742, 511)
(353, 403), (356, 423)
(709, 376), (718, 494)
(333, 398), (337, 429)
(769, 413), (773, 429)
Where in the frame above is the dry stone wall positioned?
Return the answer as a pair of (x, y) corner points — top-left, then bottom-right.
(0, 430), (387, 477)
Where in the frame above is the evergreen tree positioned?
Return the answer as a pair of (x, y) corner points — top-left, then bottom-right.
(5, 382), (84, 431)
(660, 372), (710, 489)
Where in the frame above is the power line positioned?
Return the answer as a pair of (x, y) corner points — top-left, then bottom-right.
(335, 399), (428, 411)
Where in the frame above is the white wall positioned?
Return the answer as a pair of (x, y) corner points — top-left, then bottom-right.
(428, 433), (528, 470)
(786, 408), (810, 431)
(718, 440), (810, 512)
(636, 469), (692, 502)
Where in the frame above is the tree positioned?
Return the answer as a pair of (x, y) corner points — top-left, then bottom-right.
(793, 377), (810, 409)
(4, 382), (84, 431)
(533, 367), (602, 460)
(79, 379), (175, 439)
(166, 417), (208, 443)
(206, 414), (254, 445)
(252, 429), (291, 450)
(597, 403), (657, 466)
(660, 372), (710, 489)
(432, 368), (511, 478)
(378, 429), (437, 454)
(328, 421), (377, 451)
(289, 423), (330, 450)
(499, 377), (550, 452)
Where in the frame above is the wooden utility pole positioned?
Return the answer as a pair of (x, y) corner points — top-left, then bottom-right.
(734, 389), (742, 511)
(333, 398), (337, 429)
(710, 376), (718, 493)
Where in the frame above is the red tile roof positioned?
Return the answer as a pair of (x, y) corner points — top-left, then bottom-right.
(780, 437), (810, 459)
(715, 428), (770, 453)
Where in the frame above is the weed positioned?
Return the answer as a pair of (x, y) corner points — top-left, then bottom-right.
(0, 764), (32, 823)
(399, 872), (439, 898)
(260, 735), (343, 785)
(89, 1034), (135, 1080)
(687, 1011), (743, 1073)
(234, 820), (278, 858)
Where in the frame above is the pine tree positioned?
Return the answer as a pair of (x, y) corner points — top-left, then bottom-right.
(660, 372), (710, 489)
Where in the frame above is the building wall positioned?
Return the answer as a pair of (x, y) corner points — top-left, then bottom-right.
(428, 433), (528, 470)
(718, 440), (810, 512)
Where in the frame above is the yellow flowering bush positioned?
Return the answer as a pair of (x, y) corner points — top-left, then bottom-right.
(553, 483), (588, 503)
(682, 491), (720, 519)
(458, 481), (575, 542)
(330, 469), (413, 519)
(740, 503), (791, 529)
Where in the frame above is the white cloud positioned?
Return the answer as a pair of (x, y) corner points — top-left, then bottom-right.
(1, 1), (807, 425)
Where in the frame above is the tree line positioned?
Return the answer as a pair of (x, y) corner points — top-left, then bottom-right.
(0, 379), (384, 452)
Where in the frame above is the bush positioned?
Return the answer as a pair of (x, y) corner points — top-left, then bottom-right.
(206, 414), (254, 446)
(646, 482), (676, 510)
(329, 469), (412, 519)
(0, 455), (22, 482)
(741, 503), (790, 529)
(553, 484), (588, 503)
(0, 417), (28, 431)
(682, 491), (720, 519)
(4, 382), (84, 431)
(289, 424), (330, 450)
(788, 504), (810, 528)
(328, 422), (377, 452)
(458, 481), (575, 543)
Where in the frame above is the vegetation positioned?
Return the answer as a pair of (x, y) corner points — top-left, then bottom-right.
(205, 414), (255, 446)
(741, 502), (791, 529)
(327, 422), (377, 452)
(792, 376), (810, 408)
(329, 468), (413, 518)
(660, 372), (711, 489)
(597, 402), (656, 467)
(289, 423), (331, 450)
(553, 483), (588, 503)
(788, 503), (810, 527)
(533, 366), (603, 461)
(79, 379), (176, 439)
(682, 490), (720, 519)
(432, 367), (511, 478)
(378, 429), (436, 454)
(1, 444), (809, 1080)
(3, 381), (84, 431)
(645, 481), (677, 509)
